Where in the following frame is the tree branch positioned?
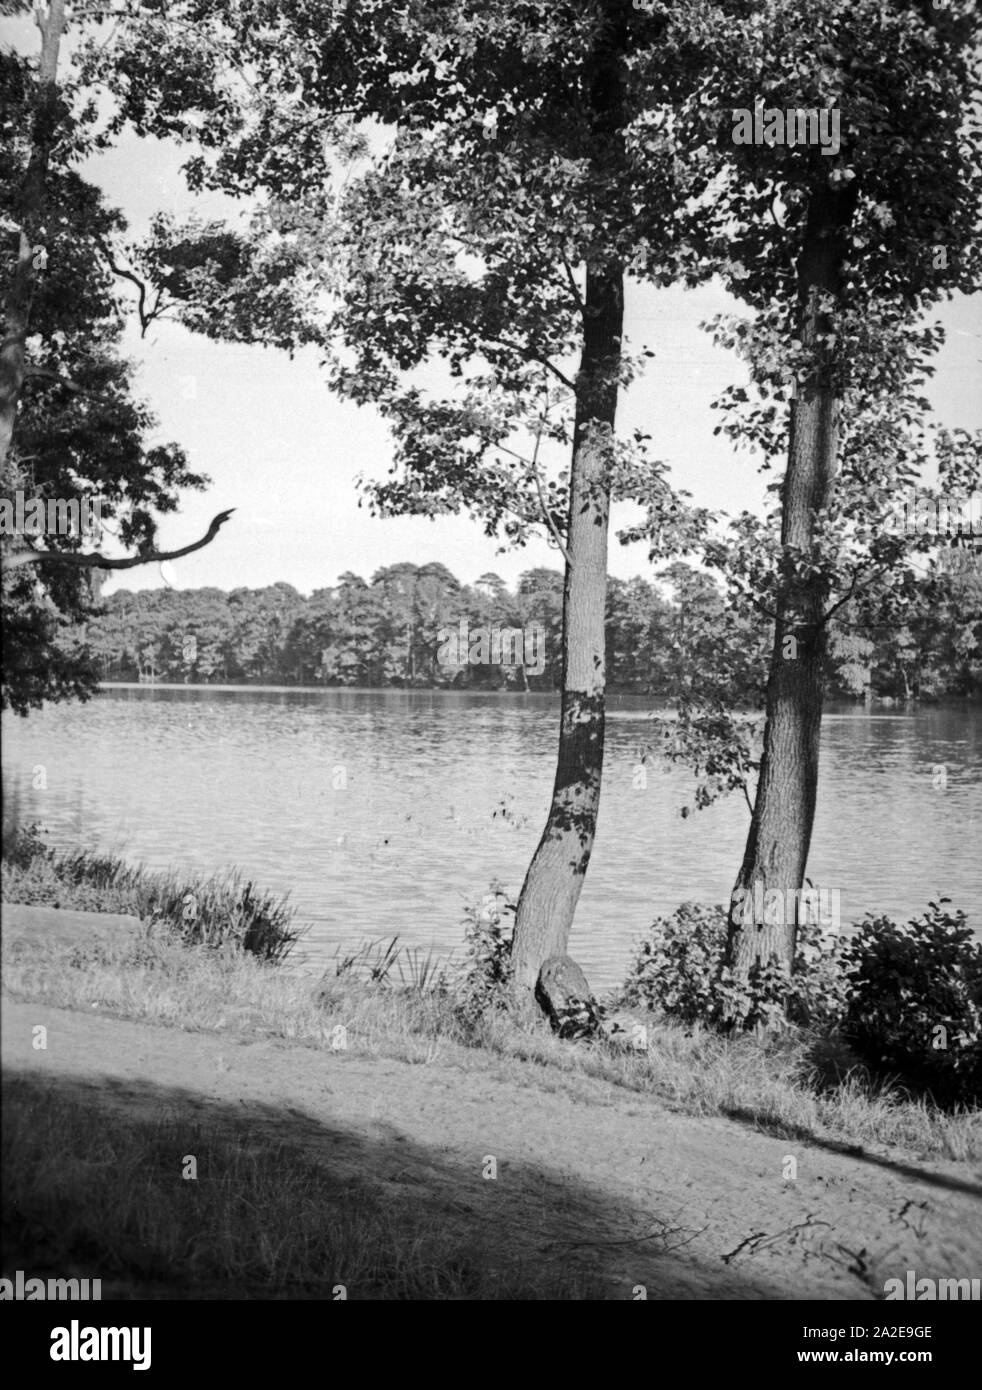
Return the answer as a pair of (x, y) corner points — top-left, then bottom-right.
(529, 390), (572, 566)
(24, 366), (115, 407)
(2, 509), (235, 570)
(490, 435), (572, 566)
(560, 253), (585, 316)
(92, 233), (168, 337)
(820, 563), (874, 626)
(528, 459), (572, 567)
(733, 584), (778, 623)
(484, 334), (576, 392)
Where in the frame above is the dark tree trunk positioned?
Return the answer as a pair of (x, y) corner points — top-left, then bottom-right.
(726, 183), (856, 1010)
(511, 263), (623, 1012)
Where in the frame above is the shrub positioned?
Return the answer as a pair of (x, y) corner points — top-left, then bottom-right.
(623, 901), (848, 1032)
(1, 821), (50, 871)
(624, 902), (729, 1025)
(452, 884), (514, 1023)
(842, 902), (982, 1107)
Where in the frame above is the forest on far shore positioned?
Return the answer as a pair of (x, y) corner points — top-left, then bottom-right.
(81, 556), (981, 702)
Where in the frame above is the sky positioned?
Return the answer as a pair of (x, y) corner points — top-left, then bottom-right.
(87, 135), (770, 599)
(5, 13), (981, 598)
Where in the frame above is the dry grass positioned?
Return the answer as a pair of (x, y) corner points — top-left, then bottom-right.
(3, 919), (978, 1165)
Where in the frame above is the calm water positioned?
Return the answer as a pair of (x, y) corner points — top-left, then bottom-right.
(2, 687), (980, 988)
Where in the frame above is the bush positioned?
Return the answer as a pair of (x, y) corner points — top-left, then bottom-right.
(842, 902), (982, 1107)
(452, 884), (514, 1023)
(2, 821), (50, 871)
(623, 901), (848, 1032)
(624, 902), (728, 1025)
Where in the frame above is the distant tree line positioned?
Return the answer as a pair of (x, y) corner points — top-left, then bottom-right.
(79, 557), (981, 701)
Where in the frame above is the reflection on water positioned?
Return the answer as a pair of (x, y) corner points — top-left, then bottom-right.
(2, 686), (980, 989)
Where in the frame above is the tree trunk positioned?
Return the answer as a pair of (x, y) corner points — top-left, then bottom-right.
(511, 264), (623, 1012)
(0, 0), (66, 473)
(725, 183), (856, 1012)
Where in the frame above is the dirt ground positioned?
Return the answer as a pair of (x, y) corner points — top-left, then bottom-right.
(4, 963), (982, 1299)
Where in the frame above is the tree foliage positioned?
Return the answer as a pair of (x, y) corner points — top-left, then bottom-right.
(1, 8), (211, 713)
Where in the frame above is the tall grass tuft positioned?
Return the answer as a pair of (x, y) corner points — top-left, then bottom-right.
(1, 824), (302, 963)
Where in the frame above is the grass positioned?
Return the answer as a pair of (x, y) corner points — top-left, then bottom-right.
(1, 823), (302, 963)
(1, 1073), (604, 1299)
(3, 909), (979, 1165)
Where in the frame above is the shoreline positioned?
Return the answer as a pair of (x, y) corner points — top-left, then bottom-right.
(92, 681), (982, 711)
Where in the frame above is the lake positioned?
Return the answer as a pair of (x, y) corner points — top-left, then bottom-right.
(2, 687), (980, 989)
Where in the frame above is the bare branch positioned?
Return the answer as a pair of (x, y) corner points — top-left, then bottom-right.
(2, 509), (235, 570)
(493, 440), (535, 470)
(92, 234), (168, 337)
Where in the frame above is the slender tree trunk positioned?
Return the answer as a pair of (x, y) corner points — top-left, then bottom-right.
(0, 0), (66, 473)
(726, 183), (856, 1009)
(510, 12), (628, 1019)
(511, 264), (623, 1012)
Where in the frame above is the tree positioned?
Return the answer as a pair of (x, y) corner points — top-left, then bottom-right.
(1, 0), (232, 712)
(87, 0), (711, 1014)
(659, 0), (982, 1008)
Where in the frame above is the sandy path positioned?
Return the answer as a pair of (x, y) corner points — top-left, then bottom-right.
(4, 992), (981, 1300)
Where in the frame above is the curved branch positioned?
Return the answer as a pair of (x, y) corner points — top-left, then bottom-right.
(92, 233), (168, 337)
(2, 509), (235, 570)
